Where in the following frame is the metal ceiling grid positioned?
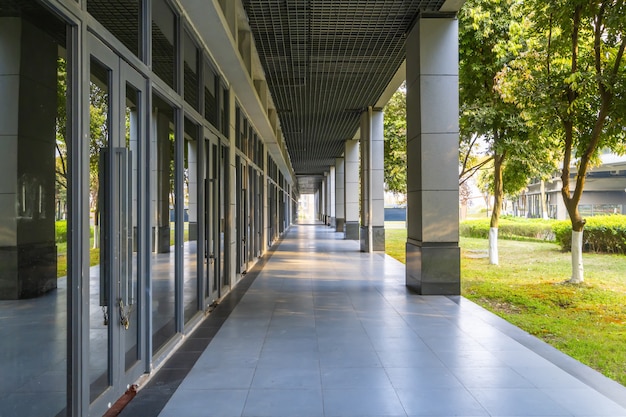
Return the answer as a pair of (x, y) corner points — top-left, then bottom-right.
(242, 0), (445, 176)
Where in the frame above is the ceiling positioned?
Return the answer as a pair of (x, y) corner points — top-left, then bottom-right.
(241, 0), (451, 192)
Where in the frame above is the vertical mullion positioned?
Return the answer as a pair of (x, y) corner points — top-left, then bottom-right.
(175, 107), (185, 333)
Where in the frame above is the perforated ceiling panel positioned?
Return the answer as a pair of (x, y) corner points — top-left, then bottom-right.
(242, 0), (446, 178)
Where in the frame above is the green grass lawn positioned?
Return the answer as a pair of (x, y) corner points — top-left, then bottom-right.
(386, 228), (626, 387)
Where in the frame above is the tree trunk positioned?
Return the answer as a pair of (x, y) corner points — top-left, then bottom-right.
(570, 230), (584, 283)
(489, 153), (505, 265)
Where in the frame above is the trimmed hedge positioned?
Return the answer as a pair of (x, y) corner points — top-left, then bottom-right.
(460, 217), (555, 241)
(552, 215), (626, 254)
(56, 220), (68, 243)
(461, 215), (626, 254)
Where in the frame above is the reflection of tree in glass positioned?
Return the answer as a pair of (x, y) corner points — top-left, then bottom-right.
(90, 81), (109, 249)
(55, 58), (68, 219)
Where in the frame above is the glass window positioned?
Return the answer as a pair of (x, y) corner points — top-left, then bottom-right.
(221, 84), (229, 137)
(152, 0), (176, 90)
(183, 30), (199, 110)
(88, 0), (142, 58)
(183, 117), (199, 323)
(235, 105), (241, 150)
(0, 4), (69, 415)
(151, 94), (177, 353)
(204, 60), (218, 126)
(89, 57), (112, 402)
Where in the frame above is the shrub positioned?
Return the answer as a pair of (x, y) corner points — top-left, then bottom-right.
(460, 217), (555, 241)
(552, 215), (626, 254)
(56, 220), (67, 243)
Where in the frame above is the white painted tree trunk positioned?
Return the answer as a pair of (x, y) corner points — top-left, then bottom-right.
(489, 227), (499, 265)
(93, 225), (99, 249)
(568, 230), (584, 283)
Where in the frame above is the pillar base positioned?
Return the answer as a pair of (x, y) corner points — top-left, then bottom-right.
(189, 222), (198, 241)
(0, 243), (57, 300)
(405, 241), (460, 295)
(330, 217), (336, 228)
(157, 226), (171, 253)
(360, 226), (385, 252)
(335, 218), (345, 232)
(345, 221), (359, 240)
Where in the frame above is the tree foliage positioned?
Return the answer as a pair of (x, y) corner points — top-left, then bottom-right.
(459, 0), (561, 264)
(500, 0), (626, 230)
(383, 84), (407, 198)
(498, 0), (626, 282)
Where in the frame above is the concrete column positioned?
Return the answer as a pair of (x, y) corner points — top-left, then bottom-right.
(320, 178), (327, 224)
(0, 18), (58, 299)
(405, 17), (460, 295)
(335, 157), (345, 232)
(359, 108), (385, 252)
(314, 188), (320, 221)
(344, 140), (360, 240)
(329, 166), (336, 228)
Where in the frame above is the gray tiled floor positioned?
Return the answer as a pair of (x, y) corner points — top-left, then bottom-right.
(157, 224), (626, 417)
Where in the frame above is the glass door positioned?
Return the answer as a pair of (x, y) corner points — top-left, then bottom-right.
(205, 135), (222, 300)
(88, 35), (146, 415)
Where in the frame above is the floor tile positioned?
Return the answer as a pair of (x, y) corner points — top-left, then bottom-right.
(321, 367), (394, 389)
(450, 366), (534, 389)
(385, 367), (464, 389)
(179, 367), (255, 390)
(396, 387), (489, 416)
(468, 388), (572, 416)
(242, 389), (324, 417)
(319, 348), (382, 368)
(323, 388), (406, 417)
(251, 367), (322, 389)
(158, 389), (248, 417)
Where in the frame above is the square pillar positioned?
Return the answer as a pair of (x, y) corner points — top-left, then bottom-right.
(360, 108), (385, 252)
(0, 19), (58, 299)
(405, 17), (460, 295)
(335, 157), (345, 232)
(329, 166), (336, 228)
(344, 140), (360, 240)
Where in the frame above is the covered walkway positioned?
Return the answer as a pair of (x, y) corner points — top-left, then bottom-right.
(122, 224), (626, 417)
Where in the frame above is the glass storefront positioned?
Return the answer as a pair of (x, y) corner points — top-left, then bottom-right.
(0, 1), (290, 415)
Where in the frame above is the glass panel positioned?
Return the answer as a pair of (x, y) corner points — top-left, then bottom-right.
(151, 94), (177, 353)
(204, 60), (218, 126)
(0, 4), (69, 415)
(205, 142), (216, 298)
(221, 84), (229, 136)
(235, 106), (241, 150)
(89, 57), (112, 402)
(124, 83), (140, 370)
(152, 0), (176, 90)
(183, 118), (199, 323)
(183, 31), (199, 110)
(220, 146), (228, 286)
(87, 0), (142, 58)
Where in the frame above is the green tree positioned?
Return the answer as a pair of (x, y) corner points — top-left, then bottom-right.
(383, 84), (407, 200)
(459, 0), (553, 264)
(500, 0), (626, 282)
